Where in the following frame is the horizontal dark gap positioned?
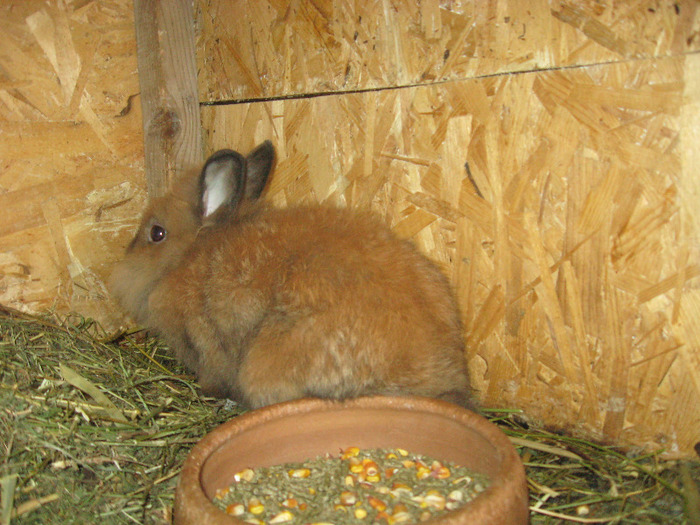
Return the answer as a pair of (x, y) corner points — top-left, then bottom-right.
(198, 52), (697, 107)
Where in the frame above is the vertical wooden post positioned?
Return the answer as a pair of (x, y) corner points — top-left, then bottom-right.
(134, 0), (202, 197)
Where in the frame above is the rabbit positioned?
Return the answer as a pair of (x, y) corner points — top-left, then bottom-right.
(110, 141), (473, 409)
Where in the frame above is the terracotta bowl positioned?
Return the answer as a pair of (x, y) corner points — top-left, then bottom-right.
(173, 396), (529, 524)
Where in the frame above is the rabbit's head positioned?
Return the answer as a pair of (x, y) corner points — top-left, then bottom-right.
(109, 141), (275, 324)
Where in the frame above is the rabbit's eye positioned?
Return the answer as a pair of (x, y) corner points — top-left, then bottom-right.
(149, 224), (167, 243)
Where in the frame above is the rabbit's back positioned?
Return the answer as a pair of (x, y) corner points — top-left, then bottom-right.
(186, 205), (470, 408)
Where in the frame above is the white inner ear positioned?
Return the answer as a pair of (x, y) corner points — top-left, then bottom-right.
(202, 162), (235, 217)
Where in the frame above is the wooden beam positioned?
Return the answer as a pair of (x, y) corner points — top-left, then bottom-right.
(134, 0), (202, 197)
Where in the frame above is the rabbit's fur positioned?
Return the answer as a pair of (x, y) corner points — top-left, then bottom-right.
(110, 142), (472, 409)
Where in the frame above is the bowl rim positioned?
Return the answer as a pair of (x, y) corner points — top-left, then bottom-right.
(174, 395), (529, 525)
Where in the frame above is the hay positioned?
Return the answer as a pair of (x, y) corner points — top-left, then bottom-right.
(0, 307), (242, 524)
(0, 308), (698, 524)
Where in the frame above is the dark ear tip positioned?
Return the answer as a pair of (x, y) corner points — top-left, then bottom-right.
(255, 140), (275, 159)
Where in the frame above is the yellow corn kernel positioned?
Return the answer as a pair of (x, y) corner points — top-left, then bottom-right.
(434, 466), (451, 479)
(396, 448), (409, 456)
(423, 490), (446, 510)
(392, 513), (411, 523)
(248, 498), (265, 515)
(339, 491), (357, 506)
(308, 487), (316, 495)
(234, 468), (255, 482)
(349, 463), (364, 474)
(391, 504), (412, 523)
(288, 468), (311, 478)
(214, 487), (230, 499)
(390, 482), (411, 496)
(385, 452), (397, 459)
(402, 460), (415, 469)
(431, 460), (451, 479)
(344, 474), (355, 486)
(368, 496), (387, 512)
(225, 503), (244, 516)
(577, 505), (590, 516)
(269, 510), (295, 523)
(341, 446), (360, 459)
(416, 466), (431, 480)
(362, 459), (380, 476)
(354, 508), (368, 519)
(447, 490), (463, 502)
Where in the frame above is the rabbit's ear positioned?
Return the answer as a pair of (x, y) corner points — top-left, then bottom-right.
(200, 149), (246, 217)
(244, 141), (275, 200)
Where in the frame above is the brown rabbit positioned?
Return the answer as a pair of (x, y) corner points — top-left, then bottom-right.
(110, 142), (472, 409)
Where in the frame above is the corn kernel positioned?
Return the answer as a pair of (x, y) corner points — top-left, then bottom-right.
(396, 448), (409, 456)
(385, 467), (398, 479)
(416, 466), (431, 480)
(234, 468), (255, 482)
(402, 460), (415, 469)
(225, 503), (244, 516)
(214, 487), (230, 499)
(349, 463), (364, 474)
(362, 459), (380, 476)
(429, 461), (451, 479)
(435, 466), (451, 479)
(390, 482), (411, 496)
(269, 510), (294, 523)
(288, 468), (311, 478)
(368, 496), (387, 512)
(282, 498), (298, 508)
(299, 503), (308, 511)
(344, 475), (355, 486)
(248, 498), (264, 515)
(354, 507), (368, 519)
(308, 488), (316, 495)
(423, 490), (446, 510)
(339, 491), (357, 506)
(391, 504), (412, 523)
(341, 446), (360, 459)
(447, 490), (463, 502)
(385, 452), (397, 459)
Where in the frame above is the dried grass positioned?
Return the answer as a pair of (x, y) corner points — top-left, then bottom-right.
(0, 308), (698, 524)
(0, 307), (242, 524)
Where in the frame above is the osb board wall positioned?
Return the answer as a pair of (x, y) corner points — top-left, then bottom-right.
(197, 0), (700, 101)
(0, 0), (144, 327)
(198, 1), (700, 456)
